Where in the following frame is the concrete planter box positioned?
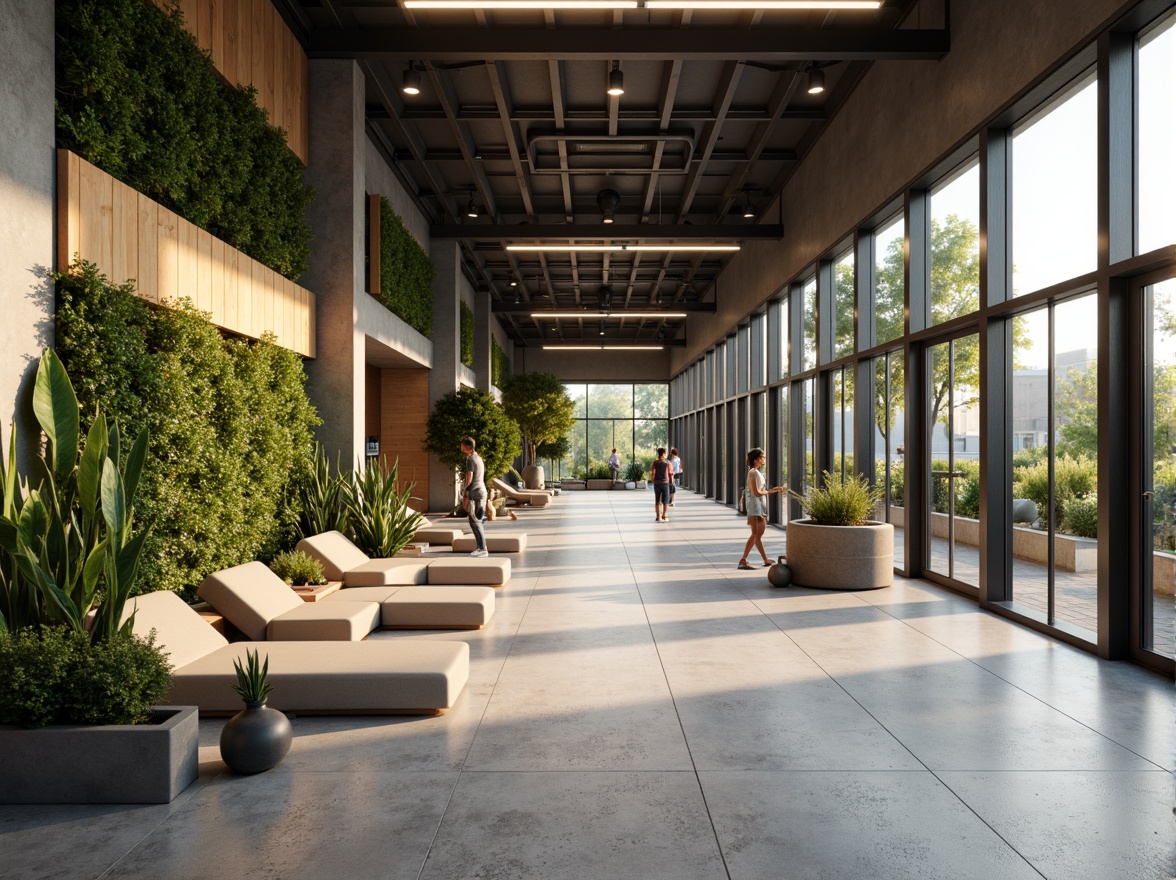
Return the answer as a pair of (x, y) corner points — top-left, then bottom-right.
(0, 705), (199, 804)
(561, 480), (586, 490)
(1155, 552), (1175, 597)
(586, 479), (614, 490)
(635, 480), (648, 489)
(787, 519), (894, 590)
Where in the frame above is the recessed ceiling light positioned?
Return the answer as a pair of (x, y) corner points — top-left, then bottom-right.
(406, 0), (637, 7)
(645, 1), (878, 7)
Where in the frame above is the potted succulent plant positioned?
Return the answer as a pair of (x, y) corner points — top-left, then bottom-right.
(787, 472), (894, 590)
(0, 350), (198, 804)
(219, 648), (292, 774)
(269, 550), (327, 587)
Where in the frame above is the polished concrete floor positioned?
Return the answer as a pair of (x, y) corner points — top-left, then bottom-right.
(2, 489), (1173, 880)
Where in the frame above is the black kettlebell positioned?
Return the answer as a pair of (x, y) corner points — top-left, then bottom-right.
(767, 556), (792, 588)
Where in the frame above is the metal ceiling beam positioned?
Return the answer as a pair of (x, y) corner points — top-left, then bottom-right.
(395, 108), (826, 123)
(431, 223), (782, 240)
(493, 303), (715, 314)
(309, 28), (949, 62)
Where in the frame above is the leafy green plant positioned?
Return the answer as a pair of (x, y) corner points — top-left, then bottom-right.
(55, 261), (320, 597)
(1013, 455), (1097, 528)
(0, 349), (150, 643)
(377, 197), (435, 336)
(491, 337), (511, 387)
(269, 551), (326, 586)
(624, 461), (646, 482)
(231, 648), (273, 706)
(500, 372), (576, 467)
(536, 435), (570, 465)
(955, 477), (981, 519)
(0, 625), (171, 728)
(424, 388), (522, 483)
(585, 462), (612, 480)
(55, 0), (313, 280)
(297, 444), (348, 539)
(1061, 495), (1099, 538)
(342, 459), (424, 559)
(460, 302), (475, 367)
(791, 471), (882, 526)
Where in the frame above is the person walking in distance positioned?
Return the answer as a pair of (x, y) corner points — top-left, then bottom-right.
(738, 447), (784, 569)
(650, 447), (673, 522)
(668, 447), (682, 506)
(461, 437), (489, 557)
(608, 448), (622, 482)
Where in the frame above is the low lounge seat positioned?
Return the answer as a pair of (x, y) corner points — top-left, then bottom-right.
(409, 509), (463, 546)
(491, 477), (551, 508)
(322, 586), (494, 629)
(298, 531), (512, 587)
(450, 533), (527, 553)
(124, 591), (469, 715)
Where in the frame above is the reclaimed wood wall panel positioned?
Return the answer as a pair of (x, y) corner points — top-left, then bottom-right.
(380, 369), (431, 493)
(58, 150), (314, 358)
(151, 0), (307, 164)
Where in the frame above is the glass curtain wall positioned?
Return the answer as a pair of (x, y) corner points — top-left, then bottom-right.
(558, 384), (668, 478)
(1142, 278), (1174, 660)
(874, 350), (906, 569)
(929, 162), (980, 324)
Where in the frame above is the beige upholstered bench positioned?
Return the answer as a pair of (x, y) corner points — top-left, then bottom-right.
(323, 585), (494, 629)
(298, 531), (512, 588)
(450, 533), (527, 553)
(491, 477), (552, 507)
(409, 509), (464, 546)
(124, 591), (469, 715)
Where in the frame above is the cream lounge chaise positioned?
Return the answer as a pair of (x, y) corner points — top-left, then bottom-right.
(124, 591), (469, 715)
(297, 531), (511, 587)
(450, 533), (528, 553)
(410, 508), (464, 546)
(198, 561), (494, 636)
(491, 477), (551, 508)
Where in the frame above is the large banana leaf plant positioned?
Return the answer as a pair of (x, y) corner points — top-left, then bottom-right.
(0, 350), (150, 643)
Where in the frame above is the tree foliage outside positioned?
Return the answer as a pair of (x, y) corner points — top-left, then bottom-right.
(424, 389), (521, 483)
(500, 373), (576, 466)
(378, 197), (435, 337)
(55, 0), (314, 280)
(54, 261), (320, 597)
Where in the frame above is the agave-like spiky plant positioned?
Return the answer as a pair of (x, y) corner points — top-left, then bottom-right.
(342, 458), (424, 558)
(297, 442), (348, 539)
(231, 648), (273, 705)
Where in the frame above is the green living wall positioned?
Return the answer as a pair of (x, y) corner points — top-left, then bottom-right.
(460, 302), (474, 367)
(55, 0), (314, 280)
(55, 261), (320, 597)
(491, 338), (510, 387)
(378, 197), (435, 336)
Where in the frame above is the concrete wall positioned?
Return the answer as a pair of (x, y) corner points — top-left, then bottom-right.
(0, 0), (55, 473)
(674, 0), (1129, 372)
(364, 135), (430, 255)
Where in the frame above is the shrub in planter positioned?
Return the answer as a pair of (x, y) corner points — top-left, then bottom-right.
(269, 551), (326, 587)
(1061, 494), (1099, 538)
(585, 462), (612, 481)
(0, 627), (171, 728)
(624, 461), (646, 483)
(791, 472), (882, 526)
(343, 459), (424, 559)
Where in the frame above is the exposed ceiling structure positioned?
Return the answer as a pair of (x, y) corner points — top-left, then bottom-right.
(284, 0), (949, 348)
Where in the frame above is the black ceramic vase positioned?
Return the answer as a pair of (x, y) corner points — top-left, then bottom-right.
(220, 701), (293, 774)
(767, 556), (793, 588)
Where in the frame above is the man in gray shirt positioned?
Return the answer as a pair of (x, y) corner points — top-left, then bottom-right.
(461, 436), (488, 556)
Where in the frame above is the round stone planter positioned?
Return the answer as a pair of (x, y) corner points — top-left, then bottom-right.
(786, 519), (894, 590)
(522, 464), (545, 490)
(220, 701), (292, 774)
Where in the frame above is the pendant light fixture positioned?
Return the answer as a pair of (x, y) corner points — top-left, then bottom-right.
(806, 67), (826, 95)
(607, 62), (624, 97)
(402, 63), (422, 96)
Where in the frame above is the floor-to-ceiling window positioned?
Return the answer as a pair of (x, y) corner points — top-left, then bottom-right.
(557, 383), (668, 479)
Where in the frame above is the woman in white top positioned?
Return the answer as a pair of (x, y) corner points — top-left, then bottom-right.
(739, 447), (784, 570)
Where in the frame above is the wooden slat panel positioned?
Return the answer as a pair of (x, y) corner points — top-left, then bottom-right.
(297, 45), (308, 161)
(196, 0), (211, 53)
(62, 151), (314, 356)
(380, 369), (431, 491)
(221, 0), (237, 85)
(210, 236), (225, 325)
(209, 0), (223, 70)
(236, 0), (251, 90)
(264, 0), (277, 124)
(157, 207), (180, 305)
(251, 0), (268, 121)
(136, 192), (158, 304)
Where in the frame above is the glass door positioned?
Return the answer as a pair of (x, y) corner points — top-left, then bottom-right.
(925, 333), (981, 589)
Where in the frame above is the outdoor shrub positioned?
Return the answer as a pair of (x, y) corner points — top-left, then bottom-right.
(956, 477), (981, 519)
(55, 260), (320, 597)
(1061, 495), (1099, 538)
(460, 302), (474, 367)
(378, 197), (434, 336)
(792, 471), (881, 526)
(55, 0), (313, 280)
(269, 551), (326, 586)
(585, 462), (612, 480)
(1013, 455), (1097, 528)
(491, 337), (511, 387)
(0, 626), (171, 728)
(624, 461), (646, 482)
(424, 388), (522, 483)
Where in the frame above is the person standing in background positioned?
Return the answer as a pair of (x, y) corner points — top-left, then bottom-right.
(668, 447), (682, 506)
(608, 448), (621, 482)
(461, 437), (489, 557)
(650, 447), (672, 522)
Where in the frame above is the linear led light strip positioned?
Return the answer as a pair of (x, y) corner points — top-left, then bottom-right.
(506, 244), (740, 252)
(542, 345), (666, 350)
(405, 1), (879, 8)
(533, 312), (688, 318)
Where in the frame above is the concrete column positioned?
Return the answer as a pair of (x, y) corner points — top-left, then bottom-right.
(428, 241), (463, 511)
(473, 289), (492, 393)
(0, 0), (55, 474)
(302, 60), (367, 469)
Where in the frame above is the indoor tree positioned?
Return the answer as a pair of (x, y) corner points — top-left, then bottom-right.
(424, 389), (521, 501)
(500, 372), (576, 487)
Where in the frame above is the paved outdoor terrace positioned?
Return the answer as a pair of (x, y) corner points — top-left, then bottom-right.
(2, 489), (1172, 880)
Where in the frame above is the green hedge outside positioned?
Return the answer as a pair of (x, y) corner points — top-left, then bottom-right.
(460, 302), (474, 367)
(54, 260), (320, 597)
(55, 0), (314, 281)
(377, 197), (434, 336)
